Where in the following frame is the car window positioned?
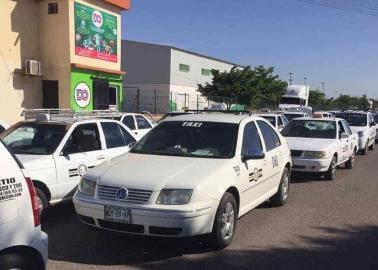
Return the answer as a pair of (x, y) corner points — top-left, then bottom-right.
(65, 123), (101, 154)
(136, 115), (152, 129)
(335, 113), (367, 127)
(260, 116), (276, 127)
(338, 121), (347, 138)
(342, 120), (352, 135)
(242, 122), (263, 154)
(0, 126), (5, 133)
(281, 115), (289, 125)
(119, 125), (137, 145)
(101, 122), (129, 149)
(122, 115), (136, 130)
(1, 123), (67, 155)
(257, 120), (281, 151)
(282, 120), (337, 139)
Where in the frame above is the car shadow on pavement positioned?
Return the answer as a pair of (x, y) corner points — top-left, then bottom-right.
(290, 172), (331, 183)
(42, 201), (217, 266)
(43, 201), (378, 269)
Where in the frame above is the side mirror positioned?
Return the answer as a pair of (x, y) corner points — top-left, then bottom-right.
(59, 148), (69, 156)
(370, 122), (376, 127)
(242, 150), (265, 162)
(340, 133), (349, 139)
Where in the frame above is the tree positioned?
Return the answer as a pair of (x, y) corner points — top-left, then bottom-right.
(198, 65), (287, 110)
(309, 89), (326, 109)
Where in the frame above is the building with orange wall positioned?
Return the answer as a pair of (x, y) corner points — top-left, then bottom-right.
(0, 0), (130, 124)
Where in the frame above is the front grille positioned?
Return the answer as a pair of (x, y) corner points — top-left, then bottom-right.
(98, 220), (145, 233)
(291, 150), (303, 157)
(97, 185), (152, 204)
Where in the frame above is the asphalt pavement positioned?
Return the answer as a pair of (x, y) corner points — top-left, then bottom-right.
(44, 148), (378, 270)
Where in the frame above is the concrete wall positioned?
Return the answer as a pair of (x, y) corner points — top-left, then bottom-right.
(0, 0), (43, 124)
(122, 40), (171, 84)
(170, 48), (237, 91)
(39, 0), (72, 109)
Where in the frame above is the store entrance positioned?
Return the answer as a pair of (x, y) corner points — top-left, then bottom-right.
(93, 79), (119, 111)
(93, 78), (109, 110)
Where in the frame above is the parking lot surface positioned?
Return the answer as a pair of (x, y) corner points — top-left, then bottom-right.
(45, 149), (378, 270)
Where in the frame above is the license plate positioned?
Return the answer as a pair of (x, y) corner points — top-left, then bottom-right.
(104, 205), (131, 224)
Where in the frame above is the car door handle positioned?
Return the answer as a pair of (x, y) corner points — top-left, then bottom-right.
(97, 155), (106, 160)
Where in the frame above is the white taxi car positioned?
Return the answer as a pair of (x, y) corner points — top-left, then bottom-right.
(0, 115), (138, 211)
(74, 114), (292, 249)
(0, 140), (48, 270)
(116, 113), (154, 138)
(335, 112), (376, 155)
(255, 113), (289, 131)
(282, 117), (358, 180)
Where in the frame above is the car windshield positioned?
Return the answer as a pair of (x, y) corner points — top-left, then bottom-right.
(281, 120), (337, 139)
(260, 116), (276, 126)
(280, 97), (301, 105)
(373, 114), (378, 123)
(283, 113), (304, 121)
(131, 121), (239, 158)
(335, 113), (367, 127)
(0, 123), (68, 155)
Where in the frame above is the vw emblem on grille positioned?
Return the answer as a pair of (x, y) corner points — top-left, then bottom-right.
(115, 188), (129, 200)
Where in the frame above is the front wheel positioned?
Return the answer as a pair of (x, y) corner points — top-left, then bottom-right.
(369, 140), (374, 150)
(345, 150), (355, 169)
(210, 192), (237, 249)
(324, 156), (337, 180)
(361, 143), (368, 155)
(270, 167), (290, 206)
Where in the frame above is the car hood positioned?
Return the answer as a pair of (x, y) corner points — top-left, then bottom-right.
(285, 137), (336, 151)
(85, 153), (231, 191)
(16, 154), (55, 170)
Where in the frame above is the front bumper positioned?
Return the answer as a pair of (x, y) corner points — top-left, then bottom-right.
(291, 157), (332, 172)
(73, 194), (218, 237)
(30, 230), (48, 269)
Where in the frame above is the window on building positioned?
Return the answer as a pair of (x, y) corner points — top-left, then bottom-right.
(48, 3), (58, 14)
(179, 64), (190, 73)
(201, 68), (212, 76)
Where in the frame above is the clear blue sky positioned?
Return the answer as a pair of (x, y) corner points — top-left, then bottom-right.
(121, 0), (378, 98)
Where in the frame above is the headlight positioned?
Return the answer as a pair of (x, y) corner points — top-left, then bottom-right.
(357, 131), (366, 137)
(156, 189), (193, 205)
(303, 151), (327, 159)
(78, 178), (97, 196)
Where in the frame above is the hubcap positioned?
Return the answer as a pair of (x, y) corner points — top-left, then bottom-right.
(36, 195), (43, 214)
(221, 202), (235, 240)
(282, 174), (289, 200)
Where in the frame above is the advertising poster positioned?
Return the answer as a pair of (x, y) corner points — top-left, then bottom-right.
(74, 2), (118, 62)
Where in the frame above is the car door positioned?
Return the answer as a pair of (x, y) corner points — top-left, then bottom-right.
(54, 123), (106, 199)
(135, 115), (153, 138)
(342, 120), (355, 158)
(256, 120), (283, 189)
(239, 121), (266, 210)
(337, 120), (349, 162)
(368, 114), (377, 143)
(100, 122), (137, 160)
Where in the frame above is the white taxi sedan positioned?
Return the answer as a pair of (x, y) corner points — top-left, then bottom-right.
(282, 117), (358, 180)
(74, 114), (292, 249)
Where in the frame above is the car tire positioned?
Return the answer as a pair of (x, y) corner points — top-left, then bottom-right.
(270, 167), (290, 206)
(361, 143), (368, 155)
(345, 150), (355, 169)
(324, 156), (337, 180)
(0, 253), (43, 270)
(210, 192), (237, 249)
(369, 140), (374, 150)
(36, 188), (48, 214)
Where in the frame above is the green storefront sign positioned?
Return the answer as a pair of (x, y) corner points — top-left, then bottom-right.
(74, 2), (118, 62)
(71, 68), (122, 111)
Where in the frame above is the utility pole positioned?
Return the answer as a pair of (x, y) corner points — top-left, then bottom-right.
(304, 77), (307, 85)
(321, 81), (325, 94)
(289, 72), (294, 85)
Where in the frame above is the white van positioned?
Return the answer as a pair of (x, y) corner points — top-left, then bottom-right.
(0, 140), (48, 270)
